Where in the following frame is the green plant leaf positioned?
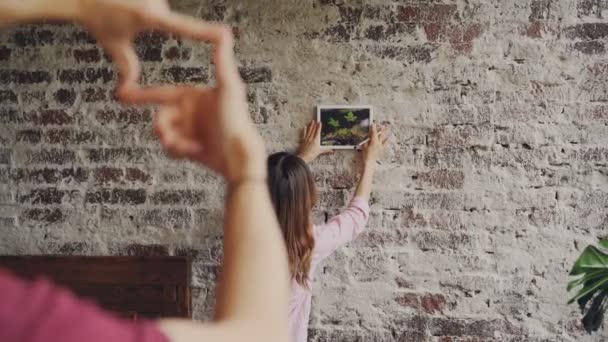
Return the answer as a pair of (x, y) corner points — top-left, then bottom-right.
(567, 240), (608, 332)
(570, 245), (608, 276)
(569, 277), (608, 305)
(344, 111), (357, 122)
(336, 128), (350, 137)
(568, 269), (608, 291)
(582, 289), (608, 333)
(328, 118), (340, 128)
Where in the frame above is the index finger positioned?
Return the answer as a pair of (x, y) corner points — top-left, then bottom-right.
(213, 27), (240, 87)
(149, 12), (226, 43)
(145, 12), (239, 86)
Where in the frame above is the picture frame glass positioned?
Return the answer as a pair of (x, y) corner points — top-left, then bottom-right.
(318, 106), (372, 149)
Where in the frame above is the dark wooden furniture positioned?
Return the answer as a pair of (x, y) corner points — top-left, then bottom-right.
(0, 256), (192, 319)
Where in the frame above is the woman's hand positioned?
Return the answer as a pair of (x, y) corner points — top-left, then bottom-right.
(123, 28), (266, 184)
(362, 124), (388, 166)
(297, 121), (334, 163)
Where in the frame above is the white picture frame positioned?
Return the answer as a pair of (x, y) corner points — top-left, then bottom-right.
(317, 105), (374, 150)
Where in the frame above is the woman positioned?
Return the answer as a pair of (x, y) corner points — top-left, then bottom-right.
(267, 121), (388, 342)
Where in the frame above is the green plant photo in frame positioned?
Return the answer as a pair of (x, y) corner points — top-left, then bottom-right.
(317, 105), (373, 149)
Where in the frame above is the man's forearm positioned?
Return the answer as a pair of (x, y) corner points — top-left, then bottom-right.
(0, 0), (81, 26)
(214, 142), (289, 335)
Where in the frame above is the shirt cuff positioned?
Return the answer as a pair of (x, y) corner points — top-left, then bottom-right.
(350, 196), (370, 214)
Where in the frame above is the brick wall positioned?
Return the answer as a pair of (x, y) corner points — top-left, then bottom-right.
(1, 0), (608, 341)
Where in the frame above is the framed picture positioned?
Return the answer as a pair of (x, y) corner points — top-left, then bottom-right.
(317, 105), (373, 149)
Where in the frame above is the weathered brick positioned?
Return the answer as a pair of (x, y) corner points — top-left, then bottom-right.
(125, 168), (151, 184)
(355, 227), (408, 247)
(163, 46), (191, 61)
(317, 190), (346, 209)
(525, 20), (544, 38)
(134, 31), (169, 46)
(364, 23), (416, 41)
(161, 66), (208, 83)
(12, 28), (54, 46)
(21, 208), (64, 224)
(54, 242), (89, 254)
(94, 167), (123, 184)
(395, 293), (420, 310)
(449, 23), (484, 53)
(239, 66), (272, 83)
(82, 87), (107, 102)
(122, 243), (169, 257)
(424, 148), (464, 168)
(27, 149), (76, 164)
(415, 231), (475, 251)
(577, 0), (608, 17)
(37, 109), (73, 125)
(10, 167), (88, 184)
(0, 46), (10, 61)
(401, 295), (450, 315)
(16, 130), (42, 144)
(566, 23), (608, 40)
(398, 4), (457, 22)
(58, 67), (114, 84)
(150, 190), (206, 205)
(136, 45), (162, 62)
(0, 217), (16, 228)
(428, 124), (493, 148)
(396, 277), (415, 289)
(415, 170), (465, 190)
(17, 188), (74, 205)
(53, 89), (77, 106)
(46, 129), (96, 144)
(0, 90), (17, 104)
(0, 149), (10, 165)
(420, 293), (447, 314)
(95, 108), (151, 125)
(73, 48), (101, 63)
(309, 328), (395, 341)
(430, 318), (519, 338)
(573, 41), (605, 54)
(85, 188), (146, 205)
(67, 30), (96, 44)
(87, 148), (149, 163)
(0, 70), (51, 84)
(529, 0), (552, 20)
(369, 45), (432, 63)
(142, 208), (192, 229)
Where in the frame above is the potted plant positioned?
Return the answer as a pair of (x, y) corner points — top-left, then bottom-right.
(568, 240), (608, 332)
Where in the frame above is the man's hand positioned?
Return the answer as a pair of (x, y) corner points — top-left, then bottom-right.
(297, 120), (334, 163)
(77, 0), (228, 98)
(0, 0), (227, 100)
(123, 28), (266, 184)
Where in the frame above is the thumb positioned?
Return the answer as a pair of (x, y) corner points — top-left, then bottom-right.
(369, 124), (377, 141)
(105, 40), (141, 100)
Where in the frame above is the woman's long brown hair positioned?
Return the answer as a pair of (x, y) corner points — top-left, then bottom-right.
(267, 152), (317, 287)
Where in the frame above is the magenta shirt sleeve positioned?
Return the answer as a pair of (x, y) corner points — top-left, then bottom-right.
(0, 269), (170, 342)
(313, 196), (370, 262)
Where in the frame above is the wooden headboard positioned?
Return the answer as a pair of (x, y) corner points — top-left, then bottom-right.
(0, 256), (192, 319)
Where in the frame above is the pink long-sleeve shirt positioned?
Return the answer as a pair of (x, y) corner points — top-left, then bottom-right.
(0, 269), (169, 342)
(288, 197), (370, 342)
